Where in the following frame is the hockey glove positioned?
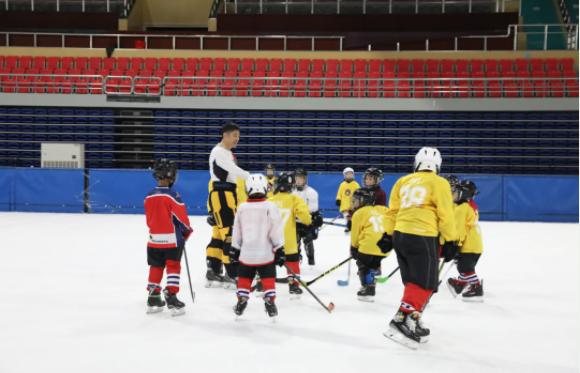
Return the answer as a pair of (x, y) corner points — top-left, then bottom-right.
(335, 199), (341, 207)
(350, 245), (359, 260)
(274, 247), (286, 267)
(377, 233), (393, 254)
(206, 214), (217, 227)
(229, 247), (240, 264)
(441, 241), (459, 262)
(311, 211), (324, 229)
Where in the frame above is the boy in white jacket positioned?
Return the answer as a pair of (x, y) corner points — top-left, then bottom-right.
(230, 174), (286, 319)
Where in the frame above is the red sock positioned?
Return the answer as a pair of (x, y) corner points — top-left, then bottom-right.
(261, 277), (276, 300)
(400, 283), (433, 313)
(147, 266), (164, 293)
(165, 259), (181, 294)
(236, 277), (252, 298)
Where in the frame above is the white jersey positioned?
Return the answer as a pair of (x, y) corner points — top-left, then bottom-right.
(231, 199), (285, 265)
(209, 143), (250, 184)
(292, 186), (319, 213)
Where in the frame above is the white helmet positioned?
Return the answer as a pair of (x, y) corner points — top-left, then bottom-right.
(414, 147), (442, 173)
(343, 167), (354, 176)
(245, 173), (269, 197)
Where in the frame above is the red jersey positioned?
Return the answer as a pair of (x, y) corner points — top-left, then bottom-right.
(144, 187), (192, 249)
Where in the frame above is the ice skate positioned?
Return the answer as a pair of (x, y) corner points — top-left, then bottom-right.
(146, 290), (166, 314)
(163, 289), (185, 316)
(462, 281), (484, 303)
(205, 269), (224, 288)
(233, 296), (249, 318)
(447, 278), (466, 297)
(264, 297), (278, 322)
(383, 311), (422, 350)
(222, 274), (237, 290)
(357, 285), (376, 303)
(289, 282), (303, 299)
(414, 313), (430, 343)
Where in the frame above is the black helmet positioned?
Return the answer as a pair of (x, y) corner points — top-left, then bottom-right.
(294, 168), (307, 177)
(152, 158), (177, 183)
(364, 167), (384, 186)
(275, 172), (295, 193)
(351, 188), (375, 211)
(456, 179), (478, 203)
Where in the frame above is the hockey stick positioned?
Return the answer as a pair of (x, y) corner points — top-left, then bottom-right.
(284, 263), (335, 313)
(437, 260), (456, 286)
(306, 257), (352, 286)
(323, 221), (347, 228)
(376, 266), (400, 284)
(319, 214), (343, 231)
(337, 257), (352, 286)
(182, 246), (196, 303)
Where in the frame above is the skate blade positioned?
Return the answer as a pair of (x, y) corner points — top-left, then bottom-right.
(205, 280), (224, 288)
(222, 283), (237, 290)
(146, 306), (164, 314)
(269, 316), (278, 323)
(419, 335), (429, 344)
(254, 291), (265, 298)
(462, 296), (484, 303)
(169, 308), (186, 317)
(383, 326), (420, 350)
(446, 282), (460, 298)
(289, 294), (302, 300)
(357, 296), (375, 303)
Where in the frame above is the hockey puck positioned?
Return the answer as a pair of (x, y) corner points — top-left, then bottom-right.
(337, 280), (349, 286)
(327, 302), (335, 312)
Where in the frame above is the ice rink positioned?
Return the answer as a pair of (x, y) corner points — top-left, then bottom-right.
(0, 212), (578, 373)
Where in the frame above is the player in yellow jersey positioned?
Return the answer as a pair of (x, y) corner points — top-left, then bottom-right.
(382, 147), (458, 348)
(349, 188), (392, 302)
(265, 163), (277, 198)
(446, 179), (484, 302)
(269, 172), (312, 296)
(336, 167), (360, 232)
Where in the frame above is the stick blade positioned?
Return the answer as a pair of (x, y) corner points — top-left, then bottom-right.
(327, 302), (335, 313)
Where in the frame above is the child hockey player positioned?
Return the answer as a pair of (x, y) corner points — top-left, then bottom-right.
(144, 159), (193, 316)
(336, 167), (360, 232)
(363, 167), (386, 206)
(269, 172), (312, 296)
(293, 168), (323, 265)
(265, 163), (277, 198)
(349, 188), (392, 302)
(383, 147), (458, 348)
(447, 179), (484, 302)
(230, 174), (286, 319)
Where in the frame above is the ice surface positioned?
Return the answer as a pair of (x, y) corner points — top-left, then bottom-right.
(0, 213), (578, 373)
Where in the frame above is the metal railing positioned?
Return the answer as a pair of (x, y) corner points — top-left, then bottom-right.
(0, 31), (345, 51)
(222, 0), (518, 15)
(0, 24), (576, 51)
(1, 0), (132, 16)
(0, 74), (577, 97)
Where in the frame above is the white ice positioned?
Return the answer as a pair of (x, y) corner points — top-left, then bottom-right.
(0, 213), (578, 373)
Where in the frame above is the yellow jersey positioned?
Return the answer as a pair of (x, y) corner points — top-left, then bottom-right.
(454, 202), (483, 254)
(351, 205), (391, 257)
(236, 178), (248, 204)
(386, 171), (457, 242)
(266, 175), (277, 198)
(336, 180), (361, 213)
(269, 192), (312, 255)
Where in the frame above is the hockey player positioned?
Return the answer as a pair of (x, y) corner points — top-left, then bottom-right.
(205, 122), (250, 288)
(144, 159), (193, 316)
(230, 174), (286, 319)
(293, 168), (323, 266)
(269, 172), (312, 296)
(265, 163), (277, 198)
(383, 147), (458, 348)
(336, 167), (360, 232)
(363, 167), (387, 206)
(336, 167), (360, 217)
(349, 188), (392, 302)
(447, 180), (484, 302)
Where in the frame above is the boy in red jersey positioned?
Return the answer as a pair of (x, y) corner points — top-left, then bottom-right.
(144, 159), (193, 316)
